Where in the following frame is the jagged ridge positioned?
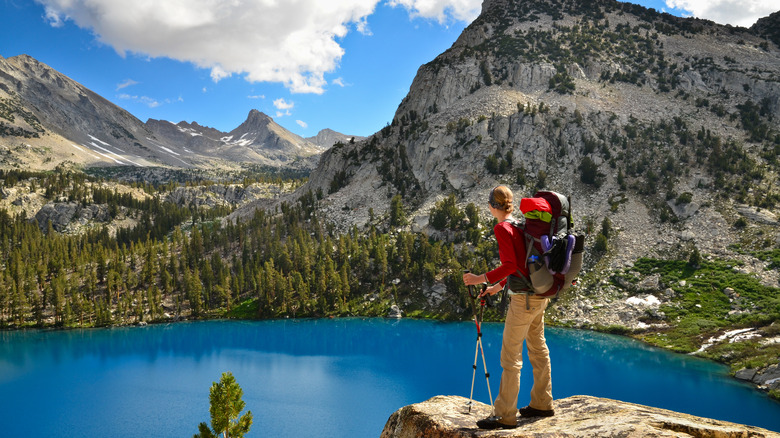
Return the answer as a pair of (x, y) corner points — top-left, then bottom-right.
(0, 55), (354, 171)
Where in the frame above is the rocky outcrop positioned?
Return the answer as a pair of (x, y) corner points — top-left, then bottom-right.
(164, 184), (274, 208)
(736, 364), (780, 394)
(387, 305), (403, 318)
(381, 395), (780, 438)
(34, 201), (112, 232)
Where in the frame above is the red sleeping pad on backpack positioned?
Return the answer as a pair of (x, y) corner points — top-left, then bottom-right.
(519, 197), (552, 253)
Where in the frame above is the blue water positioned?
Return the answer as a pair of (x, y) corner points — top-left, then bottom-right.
(1, 318), (778, 437)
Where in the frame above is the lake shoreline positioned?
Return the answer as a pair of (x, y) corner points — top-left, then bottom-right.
(4, 311), (779, 404)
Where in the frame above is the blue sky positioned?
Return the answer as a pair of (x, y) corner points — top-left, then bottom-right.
(0, 0), (776, 138)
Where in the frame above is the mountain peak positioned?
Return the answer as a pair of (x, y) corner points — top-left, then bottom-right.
(246, 109), (272, 125)
(10, 54), (37, 63)
(230, 109), (277, 136)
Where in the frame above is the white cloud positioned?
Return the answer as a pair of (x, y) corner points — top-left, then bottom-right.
(356, 16), (372, 35)
(332, 77), (349, 87)
(296, 120), (308, 128)
(42, 5), (64, 27)
(116, 79), (138, 90)
(247, 94), (265, 99)
(388, 0), (481, 23)
(273, 98), (295, 110)
(274, 98), (293, 117)
(117, 93), (182, 108)
(664, 0), (777, 27)
(35, 0), (385, 94)
(139, 96), (160, 108)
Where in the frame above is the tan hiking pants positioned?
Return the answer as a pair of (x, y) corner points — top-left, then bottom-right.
(493, 294), (553, 425)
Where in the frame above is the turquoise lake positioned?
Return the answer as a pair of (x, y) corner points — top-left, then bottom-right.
(1, 318), (779, 436)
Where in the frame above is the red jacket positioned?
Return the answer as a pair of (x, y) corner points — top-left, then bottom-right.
(485, 220), (528, 286)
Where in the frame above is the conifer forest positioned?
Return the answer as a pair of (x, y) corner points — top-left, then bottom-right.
(0, 168), (501, 329)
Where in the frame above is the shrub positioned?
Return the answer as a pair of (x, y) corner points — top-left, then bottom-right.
(594, 233), (608, 253)
(329, 170), (348, 194)
(676, 192), (693, 204)
(535, 170), (548, 190)
(549, 65), (575, 94)
(429, 194), (465, 230)
(688, 247), (701, 268)
(579, 157), (603, 187)
(600, 217), (613, 239)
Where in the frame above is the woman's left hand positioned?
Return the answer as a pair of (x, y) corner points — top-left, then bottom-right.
(462, 272), (485, 286)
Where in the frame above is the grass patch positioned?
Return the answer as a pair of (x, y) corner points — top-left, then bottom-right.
(631, 257), (780, 327)
(638, 331), (699, 353)
(226, 298), (259, 319)
(754, 248), (780, 270)
(623, 257), (780, 377)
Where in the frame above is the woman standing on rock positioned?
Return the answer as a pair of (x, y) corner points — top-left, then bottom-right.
(462, 185), (555, 430)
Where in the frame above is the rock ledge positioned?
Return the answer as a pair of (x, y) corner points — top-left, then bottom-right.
(380, 395), (779, 437)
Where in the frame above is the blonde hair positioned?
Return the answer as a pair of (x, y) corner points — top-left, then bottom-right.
(489, 185), (513, 213)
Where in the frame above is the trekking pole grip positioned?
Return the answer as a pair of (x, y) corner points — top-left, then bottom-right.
(464, 269), (477, 299)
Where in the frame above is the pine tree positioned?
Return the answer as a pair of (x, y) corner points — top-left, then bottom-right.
(194, 372), (253, 438)
(186, 267), (203, 317)
(389, 194), (406, 226)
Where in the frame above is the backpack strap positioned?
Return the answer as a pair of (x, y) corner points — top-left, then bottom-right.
(501, 219), (554, 309)
(524, 231), (534, 263)
(548, 217), (557, 239)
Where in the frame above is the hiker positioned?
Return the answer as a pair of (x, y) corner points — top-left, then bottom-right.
(462, 185), (554, 430)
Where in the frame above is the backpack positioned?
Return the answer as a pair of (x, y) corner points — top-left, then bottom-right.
(505, 191), (585, 304)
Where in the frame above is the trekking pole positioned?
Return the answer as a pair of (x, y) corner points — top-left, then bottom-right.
(465, 277), (494, 414)
(467, 284), (479, 412)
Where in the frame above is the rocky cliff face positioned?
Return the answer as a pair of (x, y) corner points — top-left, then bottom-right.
(381, 395), (779, 437)
(307, 0), (780, 214)
(293, 0), (780, 314)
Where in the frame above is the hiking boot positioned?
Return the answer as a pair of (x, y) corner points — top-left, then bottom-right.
(518, 405), (555, 417)
(476, 416), (517, 429)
